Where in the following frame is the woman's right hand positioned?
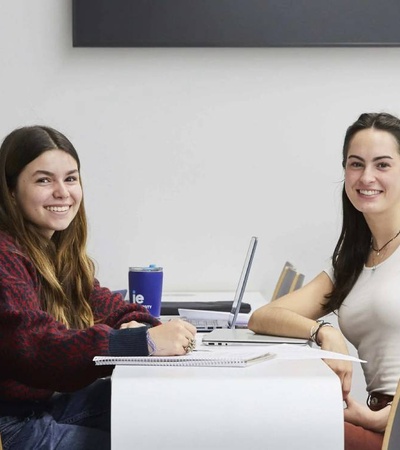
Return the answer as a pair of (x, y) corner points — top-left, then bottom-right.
(147, 319), (197, 356)
(344, 395), (390, 432)
(317, 325), (353, 399)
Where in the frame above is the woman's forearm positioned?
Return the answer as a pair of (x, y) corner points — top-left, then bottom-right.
(345, 396), (390, 433)
(248, 306), (316, 339)
(365, 406), (390, 433)
(248, 271), (333, 339)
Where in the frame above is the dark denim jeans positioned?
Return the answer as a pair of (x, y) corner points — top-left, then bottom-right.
(0, 378), (111, 450)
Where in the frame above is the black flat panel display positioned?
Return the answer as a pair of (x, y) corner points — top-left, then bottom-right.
(72, 0), (400, 48)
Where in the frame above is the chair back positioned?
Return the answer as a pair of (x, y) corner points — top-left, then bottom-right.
(271, 261), (305, 301)
(382, 379), (400, 450)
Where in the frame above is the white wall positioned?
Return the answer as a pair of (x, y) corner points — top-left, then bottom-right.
(3, 1), (400, 401)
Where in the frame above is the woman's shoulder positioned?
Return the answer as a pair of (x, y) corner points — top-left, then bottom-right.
(0, 229), (17, 248)
(0, 230), (37, 281)
(0, 230), (25, 258)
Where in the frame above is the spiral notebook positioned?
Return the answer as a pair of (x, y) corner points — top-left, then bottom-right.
(93, 348), (275, 367)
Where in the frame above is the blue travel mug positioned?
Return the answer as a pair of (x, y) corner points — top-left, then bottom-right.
(128, 265), (163, 317)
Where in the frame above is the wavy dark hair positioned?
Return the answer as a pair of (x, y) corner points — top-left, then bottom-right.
(324, 112), (400, 312)
(0, 125), (95, 329)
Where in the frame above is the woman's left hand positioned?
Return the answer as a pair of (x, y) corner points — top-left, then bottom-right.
(344, 395), (390, 433)
(317, 326), (353, 399)
(120, 318), (197, 356)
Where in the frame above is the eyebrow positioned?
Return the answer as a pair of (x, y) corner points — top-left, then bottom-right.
(32, 169), (79, 177)
(347, 155), (393, 162)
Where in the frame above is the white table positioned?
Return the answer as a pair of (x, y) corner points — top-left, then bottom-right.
(111, 356), (344, 449)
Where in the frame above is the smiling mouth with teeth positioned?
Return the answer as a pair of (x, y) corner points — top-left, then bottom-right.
(45, 206), (70, 212)
(358, 190), (381, 196)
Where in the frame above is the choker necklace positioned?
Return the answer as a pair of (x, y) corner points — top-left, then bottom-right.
(371, 229), (400, 256)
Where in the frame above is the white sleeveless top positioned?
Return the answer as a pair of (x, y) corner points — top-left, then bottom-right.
(324, 246), (400, 395)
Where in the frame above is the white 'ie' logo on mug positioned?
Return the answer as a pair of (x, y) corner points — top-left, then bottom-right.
(132, 293), (145, 304)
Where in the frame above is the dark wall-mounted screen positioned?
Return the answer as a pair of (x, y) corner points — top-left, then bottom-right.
(73, 0), (400, 48)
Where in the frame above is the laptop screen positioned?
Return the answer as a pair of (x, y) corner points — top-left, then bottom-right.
(228, 236), (258, 328)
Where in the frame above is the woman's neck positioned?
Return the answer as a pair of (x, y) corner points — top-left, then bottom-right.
(364, 212), (400, 267)
(364, 212), (400, 248)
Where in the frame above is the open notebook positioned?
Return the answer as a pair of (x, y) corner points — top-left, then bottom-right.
(93, 347), (275, 367)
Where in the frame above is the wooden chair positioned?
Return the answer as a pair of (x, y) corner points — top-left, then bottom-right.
(271, 261), (305, 301)
(382, 379), (400, 450)
(0, 433), (3, 450)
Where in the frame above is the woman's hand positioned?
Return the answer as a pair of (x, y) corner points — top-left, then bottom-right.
(344, 395), (390, 433)
(120, 318), (197, 356)
(147, 319), (197, 356)
(317, 325), (353, 399)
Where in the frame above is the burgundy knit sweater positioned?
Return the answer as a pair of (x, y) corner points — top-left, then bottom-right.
(0, 231), (160, 402)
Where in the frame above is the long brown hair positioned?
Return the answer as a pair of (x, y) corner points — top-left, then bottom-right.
(0, 125), (95, 329)
(325, 112), (400, 312)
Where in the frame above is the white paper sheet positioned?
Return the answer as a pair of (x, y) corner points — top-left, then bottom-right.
(266, 344), (366, 362)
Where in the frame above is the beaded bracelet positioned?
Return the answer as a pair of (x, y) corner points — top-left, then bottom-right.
(310, 319), (333, 346)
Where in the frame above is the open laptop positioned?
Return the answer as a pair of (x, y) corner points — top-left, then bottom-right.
(181, 236), (258, 331)
(202, 253), (309, 346)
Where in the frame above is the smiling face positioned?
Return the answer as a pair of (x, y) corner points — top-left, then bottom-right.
(344, 128), (400, 218)
(12, 149), (82, 239)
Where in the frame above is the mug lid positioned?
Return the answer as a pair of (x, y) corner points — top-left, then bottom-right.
(129, 265), (163, 272)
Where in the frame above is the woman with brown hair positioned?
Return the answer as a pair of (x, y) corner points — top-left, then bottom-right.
(249, 112), (400, 450)
(0, 125), (196, 449)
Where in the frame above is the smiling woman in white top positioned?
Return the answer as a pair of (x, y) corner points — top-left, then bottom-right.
(249, 112), (400, 450)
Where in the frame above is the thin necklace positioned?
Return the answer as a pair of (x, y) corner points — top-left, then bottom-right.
(371, 229), (400, 256)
